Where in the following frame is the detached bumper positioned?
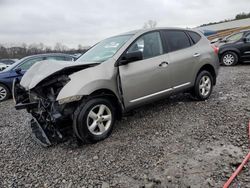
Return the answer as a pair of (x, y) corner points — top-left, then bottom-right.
(30, 118), (52, 147)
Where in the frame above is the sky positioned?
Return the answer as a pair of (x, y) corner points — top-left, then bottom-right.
(0, 0), (249, 48)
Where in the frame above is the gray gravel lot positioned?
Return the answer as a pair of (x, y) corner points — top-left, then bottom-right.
(0, 66), (250, 188)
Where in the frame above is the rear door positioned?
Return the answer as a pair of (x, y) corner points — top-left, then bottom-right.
(119, 31), (172, 108)
(162, 30), (200, 88)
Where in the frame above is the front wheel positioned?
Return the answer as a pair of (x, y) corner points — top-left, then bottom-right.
(193, 71), (213, 101)
(73, 98), (116, 144)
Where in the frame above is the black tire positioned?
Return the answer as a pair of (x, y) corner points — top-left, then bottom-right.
(193, 70), (213, 101)
(73, 98), (116, 144)
(0, 83), (10, 102)
(221, 51), (238, 66)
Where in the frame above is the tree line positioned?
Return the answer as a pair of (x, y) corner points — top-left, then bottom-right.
(200, 12), (250, 27)
(0, 42), (89, 59)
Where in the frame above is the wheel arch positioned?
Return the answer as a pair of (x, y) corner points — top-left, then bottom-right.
(0, 82), (11, 93)
(0, 82), (11, 101)
(219, 48), (240, 60)
(196, 64), (217, 85)
(89, 88), (123, 120)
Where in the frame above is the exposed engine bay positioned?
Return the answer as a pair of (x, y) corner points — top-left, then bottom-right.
(14, 63), (98, 146)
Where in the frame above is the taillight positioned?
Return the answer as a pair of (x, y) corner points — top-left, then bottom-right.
(211, 45), (219, 55)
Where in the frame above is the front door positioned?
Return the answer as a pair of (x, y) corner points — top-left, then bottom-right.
(241, 32), (250, 62)
(119, 31), (172, 109)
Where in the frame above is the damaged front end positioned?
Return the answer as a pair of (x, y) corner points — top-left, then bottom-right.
(13, 75), (77, 147)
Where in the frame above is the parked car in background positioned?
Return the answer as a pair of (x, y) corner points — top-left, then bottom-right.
(0, 63), (9, 71)
(13, 28), (219, 146)
(216, 30), (250, 66)
(0, 53), (76, 101)
(0, 59), (18, 65)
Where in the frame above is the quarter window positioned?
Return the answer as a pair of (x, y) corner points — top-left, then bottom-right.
(164, 31), (191, 52)
(127, 32), (163, 59)
(188, 31), (201, 44)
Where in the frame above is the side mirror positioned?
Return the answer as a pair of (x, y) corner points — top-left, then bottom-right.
(14, 68), (22, 74)
(119, 51), (143, 65)
(243, 37), (248, 43)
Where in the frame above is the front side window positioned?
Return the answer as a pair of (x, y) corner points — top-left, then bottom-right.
(245, 33), (250, 42)
(226, 32), (243, 42)
(18, 57), (44, 70)
(127, 32), (163, 59)
(164, 30), (191, 52)
(77, 34), (133, 63)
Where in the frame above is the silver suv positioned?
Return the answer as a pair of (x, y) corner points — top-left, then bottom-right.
(14, 28), (219, 146)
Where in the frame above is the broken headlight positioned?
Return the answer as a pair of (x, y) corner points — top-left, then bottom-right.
(58, 95), (82, 105)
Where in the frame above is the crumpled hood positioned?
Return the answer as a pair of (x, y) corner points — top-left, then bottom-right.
(20, 60), (93, 90)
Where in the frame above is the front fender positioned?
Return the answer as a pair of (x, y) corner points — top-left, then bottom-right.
(56, 59), (119, 101)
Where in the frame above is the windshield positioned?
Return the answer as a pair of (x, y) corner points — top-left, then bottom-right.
(76, 34), (133, 63)
(1, 58), (25, 72)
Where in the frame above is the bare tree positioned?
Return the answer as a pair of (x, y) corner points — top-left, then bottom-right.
(54, 42), (68, 52)
(143, 20), (157, 29)
(0, 42), (88, 59)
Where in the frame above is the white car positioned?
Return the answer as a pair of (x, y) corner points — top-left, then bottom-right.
(0, 63), (8, 71)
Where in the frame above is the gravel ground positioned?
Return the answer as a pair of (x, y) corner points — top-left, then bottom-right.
(0, 66), (250, 188)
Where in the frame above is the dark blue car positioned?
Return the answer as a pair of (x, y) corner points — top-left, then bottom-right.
(0, 53), (76, 101)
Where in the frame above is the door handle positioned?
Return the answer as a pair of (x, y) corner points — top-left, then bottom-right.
(193, 53), (200, 57)
(159, 61), (169, 67)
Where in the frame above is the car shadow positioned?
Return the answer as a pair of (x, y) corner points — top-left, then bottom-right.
(63, 92), (208, 149)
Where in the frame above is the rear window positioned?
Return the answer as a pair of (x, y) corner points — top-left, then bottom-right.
(164, 30), (191, 52)
(226, 32), (243, 42)
(188, 31), (201, 44)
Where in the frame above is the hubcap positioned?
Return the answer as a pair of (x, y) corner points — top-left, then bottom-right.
(87, 104), (112, 135)
(223, 54), (235, 66)
(0, 86), (7, 101)
(199, 76), (211, 97)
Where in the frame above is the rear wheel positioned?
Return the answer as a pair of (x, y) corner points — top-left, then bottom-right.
(221, 51), (238, 66)
(0, 84), (10, 102)
(193, 71), (213, 101)
(73, 98), (116, 144)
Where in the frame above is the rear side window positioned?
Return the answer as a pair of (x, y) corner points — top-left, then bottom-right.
(188, 31), (201, 44)
(245, 33), (250, 42)
(64, 56), (75, 61)
(164, 31), (191, 52)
